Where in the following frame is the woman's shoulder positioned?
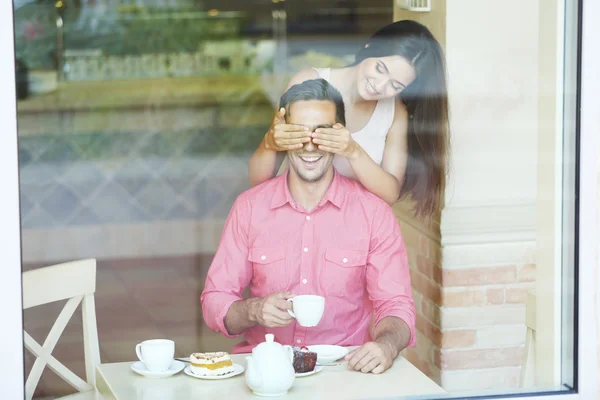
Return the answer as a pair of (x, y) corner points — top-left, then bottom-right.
(393, 98), (409, 120)
(387, 98), (409, 130)
(381, 99), (409, 141)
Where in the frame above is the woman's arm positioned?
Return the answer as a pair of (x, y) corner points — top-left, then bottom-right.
(248, 69), (319, 187)
(248, 133), (282, 187)
(348, 103), (408, 205)
(314, 101), (408, 205)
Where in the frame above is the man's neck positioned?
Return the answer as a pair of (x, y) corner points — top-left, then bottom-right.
(288, 169), (335, 212)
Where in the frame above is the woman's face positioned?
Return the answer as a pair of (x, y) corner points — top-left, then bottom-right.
(357, 55), (416, 101)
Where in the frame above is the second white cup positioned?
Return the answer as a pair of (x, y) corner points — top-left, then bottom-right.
(135, 339), (174, 372)
(287, 295), (325, 327)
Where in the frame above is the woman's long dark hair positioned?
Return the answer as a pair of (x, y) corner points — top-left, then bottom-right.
(353, 20), (449, 217)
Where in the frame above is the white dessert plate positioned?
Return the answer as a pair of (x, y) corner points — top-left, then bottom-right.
(295, 365), (323, 377)
(131, 360), (185, 378)
(306, 345), (349, 364)
(184, 364), (245, 380)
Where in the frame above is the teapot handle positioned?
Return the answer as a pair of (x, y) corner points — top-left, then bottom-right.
(284, 345), (294, 364)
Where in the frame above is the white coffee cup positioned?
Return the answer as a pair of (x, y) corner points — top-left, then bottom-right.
(135, 339), (175, 372)
(287, 295), (325, 327)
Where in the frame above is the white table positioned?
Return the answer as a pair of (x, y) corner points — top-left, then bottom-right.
(96, 351), (446, 400)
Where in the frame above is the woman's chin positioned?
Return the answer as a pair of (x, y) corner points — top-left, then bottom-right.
(358, 88), (374, 101)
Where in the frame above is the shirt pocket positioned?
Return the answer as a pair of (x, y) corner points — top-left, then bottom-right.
(248, 247), (288, 293)
(321, 247), (368, 297)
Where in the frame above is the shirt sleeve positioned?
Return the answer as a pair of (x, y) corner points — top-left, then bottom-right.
(200, 196), (253, 338)
(366, 204), (417, 347)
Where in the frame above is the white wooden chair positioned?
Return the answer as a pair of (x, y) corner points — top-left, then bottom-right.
(22, 259), (101, 400)
(520, 289), (537, 387)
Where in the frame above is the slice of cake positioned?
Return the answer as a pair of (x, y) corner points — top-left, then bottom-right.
(292, 346), (317, 373)
(190, 352), (235, 376)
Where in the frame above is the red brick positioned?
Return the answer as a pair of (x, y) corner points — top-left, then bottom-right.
(442, 330), (477, 348)
(406, 347), (432, 377)
(417, 254), (442, 284)
(433, 347), (442, 368)
(443, 266), (517, 287)
(485, 288), (505, 304)
(442, 289), (484, 307)
(518, 264), (536, 282)
(416, 314), (442, 347)
(506, 287), (532, 304)
(421, 298), (441, 326)
(438, 347), (524, 370)
(410, 270), (441, 304)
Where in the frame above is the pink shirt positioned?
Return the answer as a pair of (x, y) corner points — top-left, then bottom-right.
(201, 170), (416, 353)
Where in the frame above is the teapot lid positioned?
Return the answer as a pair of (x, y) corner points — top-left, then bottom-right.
(253, 334), (284, 358)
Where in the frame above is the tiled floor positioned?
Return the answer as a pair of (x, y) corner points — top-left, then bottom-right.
(23, 254), (241, 398)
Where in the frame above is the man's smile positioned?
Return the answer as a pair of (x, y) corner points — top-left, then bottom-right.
(298, 155), (323, 169)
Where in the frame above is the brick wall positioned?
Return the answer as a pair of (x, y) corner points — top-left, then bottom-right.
(395, 201), (536, 392)
(394, 202), (442, 384)
(437, 256), (535, 391)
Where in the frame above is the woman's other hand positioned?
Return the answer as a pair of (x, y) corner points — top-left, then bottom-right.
(312, 123), (360, 160)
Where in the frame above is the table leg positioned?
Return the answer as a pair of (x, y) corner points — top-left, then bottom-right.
(95, 368), (117, 400)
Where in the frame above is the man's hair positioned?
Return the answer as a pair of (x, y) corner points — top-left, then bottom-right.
(279, 78), (346, 126)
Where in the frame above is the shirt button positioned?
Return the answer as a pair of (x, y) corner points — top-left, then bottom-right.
(306, 216), (311, 221)
(261, 255), (266, 261)
(302, 279), (307, 284)
(297, 340), (302, 344)
(343, 258), (348, 263)
(303, 247), (309, 253)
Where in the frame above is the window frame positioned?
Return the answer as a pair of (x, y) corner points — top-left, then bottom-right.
(0, 0), (597, 398)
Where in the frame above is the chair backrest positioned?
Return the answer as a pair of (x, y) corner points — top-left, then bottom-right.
(22, 259), (101, 400)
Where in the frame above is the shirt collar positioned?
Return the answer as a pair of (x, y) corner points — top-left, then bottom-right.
(319, 168), (344, 209)
(270, 171), (294, 210)
(270, 168), (345, 210)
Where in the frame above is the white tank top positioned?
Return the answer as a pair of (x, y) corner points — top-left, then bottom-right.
(313, 67), (395, 178)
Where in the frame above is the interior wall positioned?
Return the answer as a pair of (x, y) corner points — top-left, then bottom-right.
(394, 0), (540, 392)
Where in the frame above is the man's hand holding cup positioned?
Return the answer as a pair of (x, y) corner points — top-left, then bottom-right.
(250, 292), (296, 328)
(249, 292), (326, 329)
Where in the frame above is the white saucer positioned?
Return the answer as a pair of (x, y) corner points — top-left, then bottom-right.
(295, 365), (323, 377)
(307, 345), (349, 364)
(131, 360), (185, 378)
(184, 363), (245, 380)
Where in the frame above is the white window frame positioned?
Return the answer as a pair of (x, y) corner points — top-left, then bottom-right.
(0, 1), (597, 399)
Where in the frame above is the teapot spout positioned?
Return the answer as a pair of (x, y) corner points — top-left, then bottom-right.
(245, 356), (263, 390)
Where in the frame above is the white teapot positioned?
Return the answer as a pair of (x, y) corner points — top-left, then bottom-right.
(245, 333), (295, 396)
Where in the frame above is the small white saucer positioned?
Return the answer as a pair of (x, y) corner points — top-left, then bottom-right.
(131, 360), (185, 378)
(296, 365), (323, 377)
(184, 364), (245, 380)
(307, 345), (349, 364)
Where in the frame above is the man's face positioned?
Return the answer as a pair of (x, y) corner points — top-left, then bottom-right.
(286, 100), (337, 183)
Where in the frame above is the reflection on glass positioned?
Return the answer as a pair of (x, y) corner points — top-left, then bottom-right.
(15, 0), (577, 399)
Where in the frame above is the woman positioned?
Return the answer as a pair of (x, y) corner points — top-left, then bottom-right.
(249, 20), (449, 217)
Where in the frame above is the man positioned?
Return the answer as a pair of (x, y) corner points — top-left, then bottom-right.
(201, 79), (415, 374)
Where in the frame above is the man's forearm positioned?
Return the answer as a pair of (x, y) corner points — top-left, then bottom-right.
(372, 317), (412, 359)
(224, 298), (259, 336)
